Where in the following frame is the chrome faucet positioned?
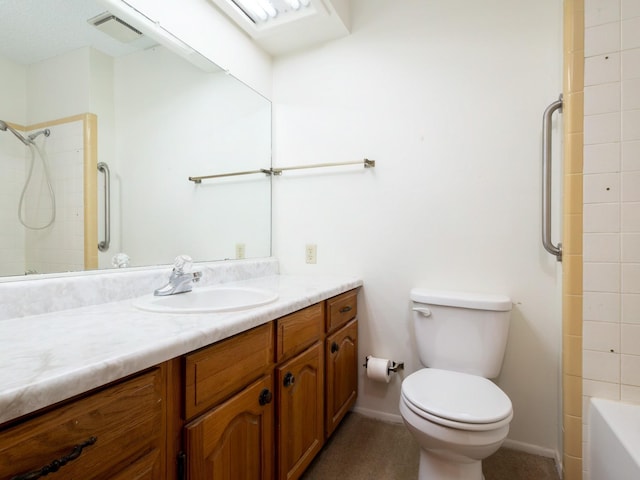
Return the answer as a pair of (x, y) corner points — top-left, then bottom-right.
(154, 255), (202, 296)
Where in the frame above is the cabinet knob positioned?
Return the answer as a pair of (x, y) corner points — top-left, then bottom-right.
(339, 305), (352, 314)
(258, 388), (273, 406)
(331, 342), (340, 353)
(283, 372), (296, 387)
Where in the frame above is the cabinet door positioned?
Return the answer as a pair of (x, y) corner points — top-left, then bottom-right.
(184, 375), (274, 480)
(276, 342), (324, 480)
(325, 319), (358, 437)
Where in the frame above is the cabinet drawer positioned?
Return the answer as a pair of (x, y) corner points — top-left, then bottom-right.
(184, 322), (273, 420)
(276, 303), (324, 362)
(0, 369), (164, 480)
(326, 289), (358, 333)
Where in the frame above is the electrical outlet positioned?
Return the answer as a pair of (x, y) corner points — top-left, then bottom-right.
(235, 243), (246, 259)
(305, 244), (317, 264)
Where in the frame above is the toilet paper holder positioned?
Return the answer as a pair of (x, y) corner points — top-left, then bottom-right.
(364, 355), (404, 374)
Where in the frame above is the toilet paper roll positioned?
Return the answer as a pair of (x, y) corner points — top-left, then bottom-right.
(366, 356), (392, 383)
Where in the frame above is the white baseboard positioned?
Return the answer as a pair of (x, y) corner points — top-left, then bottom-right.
(502, 440), (562, 478)
(502, 436), (564, 478)
(353, 410), (562, 470)
(502, 438), (556, 459)
(351, 406), (403, 424)
(352, 407), (563, 477)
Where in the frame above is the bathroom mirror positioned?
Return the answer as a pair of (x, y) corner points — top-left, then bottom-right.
(0, 0), (271, 278)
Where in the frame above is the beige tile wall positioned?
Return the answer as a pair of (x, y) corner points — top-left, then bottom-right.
(563, 0), (584, 478)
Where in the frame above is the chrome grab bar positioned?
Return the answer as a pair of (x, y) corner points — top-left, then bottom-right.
(97, 162), (110, 252)
(542, 95), (563, 262)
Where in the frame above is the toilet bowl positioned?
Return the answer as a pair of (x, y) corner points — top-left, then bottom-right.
(400, 369), (512, 480)
(400, 289), (513, 480)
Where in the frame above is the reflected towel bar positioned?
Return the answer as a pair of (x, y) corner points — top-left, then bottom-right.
(188, 158), (375, 183)
(189, 168), (272, 184)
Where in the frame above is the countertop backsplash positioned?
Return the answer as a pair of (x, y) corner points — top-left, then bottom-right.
(0, 257), (279, 321)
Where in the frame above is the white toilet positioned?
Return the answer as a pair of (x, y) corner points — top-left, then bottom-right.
(399, 288), (513, 480)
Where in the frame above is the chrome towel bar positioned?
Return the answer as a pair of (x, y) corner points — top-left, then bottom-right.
(188, 158), (375, 183)
(270, 158), (375, 175)
(542, 95), (563, 262)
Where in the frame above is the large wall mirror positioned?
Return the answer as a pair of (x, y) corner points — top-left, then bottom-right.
(0, 0), (272, 279)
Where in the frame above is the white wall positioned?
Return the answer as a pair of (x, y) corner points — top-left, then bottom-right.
(272, 0), (563, 454)
(114, 46), (271, 266)
(26, 49), (91, 125)
(582, 1), (640, 477)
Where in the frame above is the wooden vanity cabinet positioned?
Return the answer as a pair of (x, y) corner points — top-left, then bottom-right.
(325, 290), (359, 437)
(275, 304), (325, 480)
(182, 323), (275, 480)
(0, 289), (360, 480)
(0, 368), (166, 480)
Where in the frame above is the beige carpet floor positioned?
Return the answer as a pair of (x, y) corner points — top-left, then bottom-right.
(301, 413), (560, 480)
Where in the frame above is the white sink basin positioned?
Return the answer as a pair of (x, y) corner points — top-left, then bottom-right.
(133, 286), (278, 313)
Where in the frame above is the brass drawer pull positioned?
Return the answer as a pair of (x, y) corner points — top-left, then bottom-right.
(12, 436), (97, 480)
(339, 306), (352, 314)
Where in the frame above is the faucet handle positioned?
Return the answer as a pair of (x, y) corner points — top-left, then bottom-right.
(173, 254), (193, 274)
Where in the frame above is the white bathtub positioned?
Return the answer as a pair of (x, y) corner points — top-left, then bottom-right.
(589, 398), (640, 480)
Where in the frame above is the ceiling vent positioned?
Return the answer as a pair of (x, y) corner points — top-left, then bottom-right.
(88, 12), (143, 43)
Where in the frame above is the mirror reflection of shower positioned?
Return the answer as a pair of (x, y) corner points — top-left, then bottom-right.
(0, 120), (56, 230)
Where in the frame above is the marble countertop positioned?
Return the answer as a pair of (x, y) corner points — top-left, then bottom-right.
(0, 274), (362, 425)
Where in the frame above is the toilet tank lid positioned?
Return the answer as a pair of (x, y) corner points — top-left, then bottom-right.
(410, 288), (512, 311)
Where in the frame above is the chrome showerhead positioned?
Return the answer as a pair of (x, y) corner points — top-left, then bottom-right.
(0, 120), (31, 145)
(28, 129), (50, 141)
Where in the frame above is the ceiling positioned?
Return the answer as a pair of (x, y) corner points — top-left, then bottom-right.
(0, 0), (350, 67)
(0, 0), (157, 66)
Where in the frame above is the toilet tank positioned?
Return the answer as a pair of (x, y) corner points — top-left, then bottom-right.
(410, 288), (512, 378)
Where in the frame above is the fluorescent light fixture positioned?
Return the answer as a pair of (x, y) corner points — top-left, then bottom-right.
(230, 0), (313, 24)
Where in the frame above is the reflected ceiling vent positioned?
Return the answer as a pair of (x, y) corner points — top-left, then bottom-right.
(88, 12), (143, 43)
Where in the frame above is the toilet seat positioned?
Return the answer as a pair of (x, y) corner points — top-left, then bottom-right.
(401, 368), (513, 431)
